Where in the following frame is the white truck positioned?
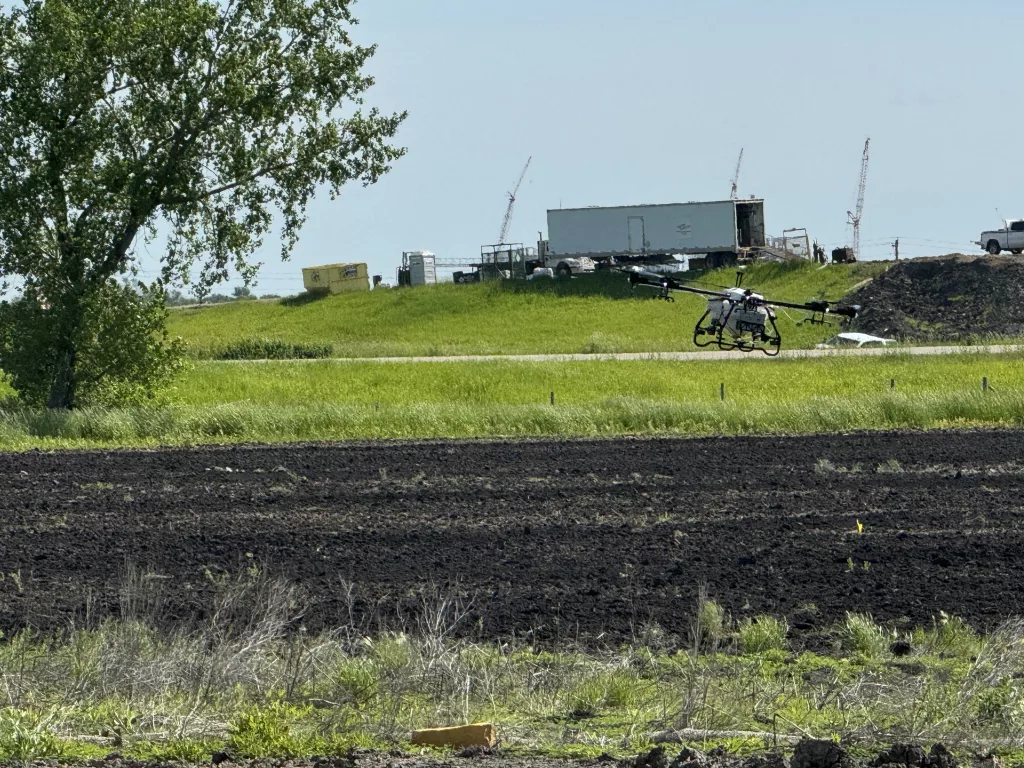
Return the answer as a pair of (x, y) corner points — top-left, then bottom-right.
(524, 253), (594, 278)
(977, 220), (1024, 255)
(546, 256), (595, 276)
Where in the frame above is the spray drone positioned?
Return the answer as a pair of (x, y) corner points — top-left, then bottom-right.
(625, 269), (861, 356)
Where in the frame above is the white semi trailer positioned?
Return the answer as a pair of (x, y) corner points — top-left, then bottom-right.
(543, 199), (766, 269)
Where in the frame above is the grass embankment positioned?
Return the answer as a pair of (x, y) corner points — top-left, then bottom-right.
(0, 351), (1022, 448)
(169, 262), (888, 358)
(0, 573), (1020, 762)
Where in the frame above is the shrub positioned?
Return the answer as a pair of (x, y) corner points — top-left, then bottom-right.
(0, 281), (186, 408)
(215, 338), (333, 360)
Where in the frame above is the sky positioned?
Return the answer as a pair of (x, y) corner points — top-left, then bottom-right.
(141, 0), (1024, 296)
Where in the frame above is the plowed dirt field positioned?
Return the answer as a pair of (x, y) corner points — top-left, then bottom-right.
(2, 431), (1023, 642)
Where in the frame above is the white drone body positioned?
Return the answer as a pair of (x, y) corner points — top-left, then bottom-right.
(706, 288), (774, 341)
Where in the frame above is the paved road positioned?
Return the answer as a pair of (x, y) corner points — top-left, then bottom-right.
(215, 343), (1024, 364)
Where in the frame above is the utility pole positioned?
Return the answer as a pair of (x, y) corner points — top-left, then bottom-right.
(892, 238), (899, 261)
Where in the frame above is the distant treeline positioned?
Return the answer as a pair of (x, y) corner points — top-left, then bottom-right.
(166, 286), (282, 306)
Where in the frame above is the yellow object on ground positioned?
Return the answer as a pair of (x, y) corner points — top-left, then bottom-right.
(301, 263), (369, 294)
(410, 723), (496, 748)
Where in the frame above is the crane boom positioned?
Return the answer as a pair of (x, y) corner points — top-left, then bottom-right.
(847, 138), (870, 261)
(498, 156), (532, 245)
(730, 148), (744, 200)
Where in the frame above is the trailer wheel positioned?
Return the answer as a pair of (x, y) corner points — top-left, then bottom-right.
(555, 263), (573, 277)
(987, 240), (1002, 255)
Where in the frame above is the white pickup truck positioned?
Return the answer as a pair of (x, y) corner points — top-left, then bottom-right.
(977, 220), (1024, 255)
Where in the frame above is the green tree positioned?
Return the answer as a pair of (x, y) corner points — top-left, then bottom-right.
(0, 0), (405, 408)
(192, 283), (212, 305)
(0, 281), (186, 407)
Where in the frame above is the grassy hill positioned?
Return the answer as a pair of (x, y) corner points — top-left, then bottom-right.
(168, 261), (888, 358)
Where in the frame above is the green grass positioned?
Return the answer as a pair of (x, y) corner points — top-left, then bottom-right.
(170, 262), (889, 358)
(173, 351), (1024, 407)
(0, 571), (1022, 762)
(0, 351), (1022, 448)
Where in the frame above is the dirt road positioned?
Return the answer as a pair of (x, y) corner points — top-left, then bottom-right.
(1, 431), (1023, 642)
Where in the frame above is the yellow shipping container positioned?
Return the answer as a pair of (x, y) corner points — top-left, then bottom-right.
(302, 263), (370, 294)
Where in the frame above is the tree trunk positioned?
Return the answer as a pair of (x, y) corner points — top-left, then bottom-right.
(46, 296), (84, 410)
(47, 347), (77, 409)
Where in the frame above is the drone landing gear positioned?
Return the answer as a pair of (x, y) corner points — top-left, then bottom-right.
(798, 309), (831, 327)
(693, 309), (716, 349)
(692, 311), (782, 356)
(650, 284), (675, 302)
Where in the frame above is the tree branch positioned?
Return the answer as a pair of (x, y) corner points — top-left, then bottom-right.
(162, 159), (297, 204)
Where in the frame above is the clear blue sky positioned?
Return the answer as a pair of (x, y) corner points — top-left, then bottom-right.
(147, 0), (1022, 296)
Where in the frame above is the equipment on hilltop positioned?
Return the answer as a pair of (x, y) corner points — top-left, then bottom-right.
(624, 269), (860, 356)
(730, 148), (744, 200)
(498, 157), (532, 246)
(847, 138), (870, 261)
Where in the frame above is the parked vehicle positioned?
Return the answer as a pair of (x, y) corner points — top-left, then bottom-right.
(977, 220), (1024, 255)
(542, 199), (766, 269)
(815, 332), (896, 349)
(548, 257), (595, 276)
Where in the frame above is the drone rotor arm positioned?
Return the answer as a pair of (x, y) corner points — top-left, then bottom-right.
(829, 305), (861, 319)
(625, 271), (727, 299)
(764, 297), (860, 319)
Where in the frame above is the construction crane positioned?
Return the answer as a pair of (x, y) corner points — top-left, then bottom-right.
(847, 138), (870, 261)
(498, 157), (531, 245)
(730, 148), (744, 200)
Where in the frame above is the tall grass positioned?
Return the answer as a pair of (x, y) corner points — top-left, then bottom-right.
(0, 389), (1023, 449)
(738, 616), (788, 654)
(174, 352), (1024, 407)
(169, 262), (888, 359)
(0, 350), (1021, 449)
(0, 571), (1022, 760)
(842, 613), (894, 658)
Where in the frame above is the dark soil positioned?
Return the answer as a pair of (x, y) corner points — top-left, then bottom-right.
(3, 432), (1024, 644)
(25, 739), (975, 768)
(847, 255), (1024, 340)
